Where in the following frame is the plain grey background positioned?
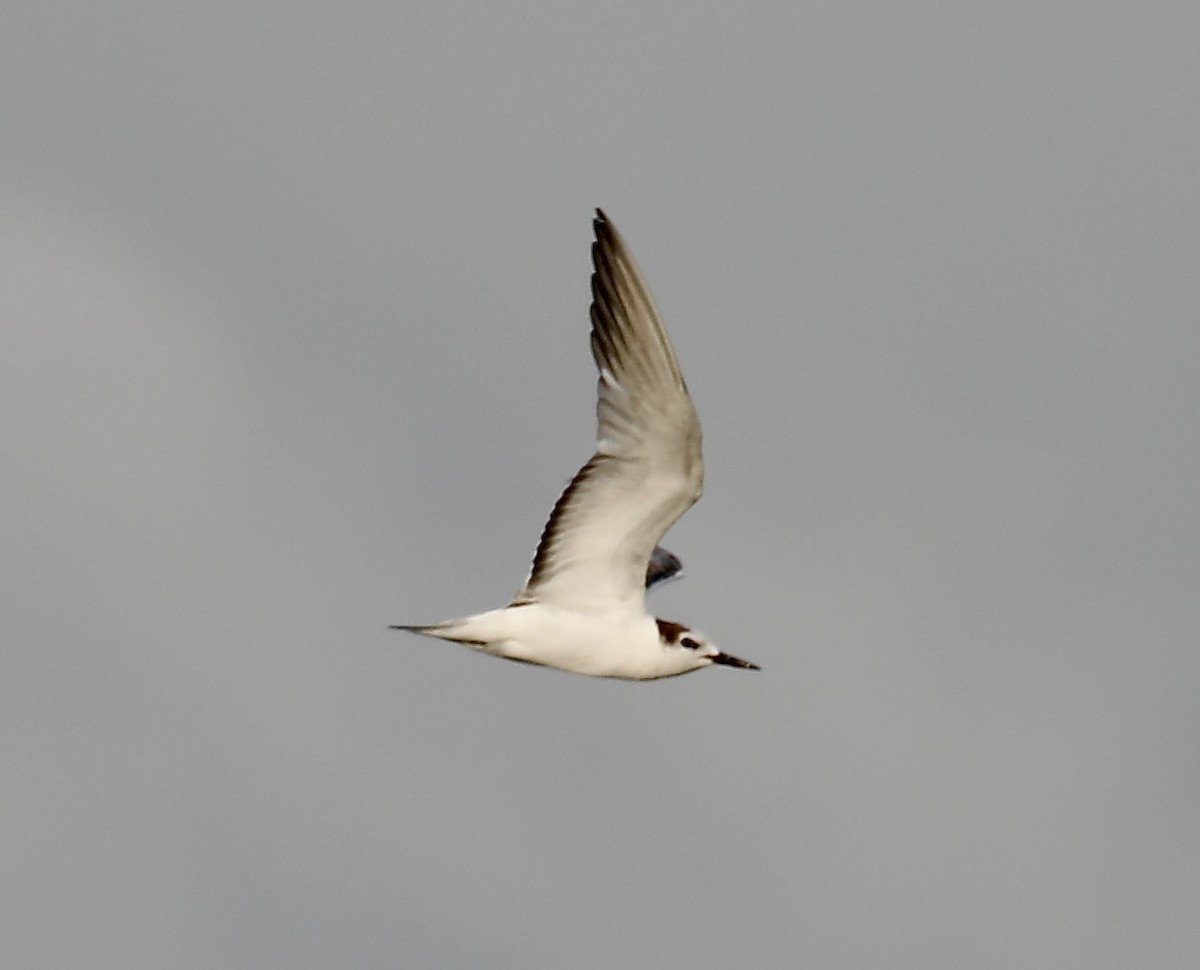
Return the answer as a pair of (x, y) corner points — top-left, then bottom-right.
(4, 2), (1198, 967)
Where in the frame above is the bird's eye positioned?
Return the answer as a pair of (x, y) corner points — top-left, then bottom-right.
(680, 636), (700, 650)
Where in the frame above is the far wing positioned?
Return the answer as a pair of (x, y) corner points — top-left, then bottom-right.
(645, 546), (683, 588)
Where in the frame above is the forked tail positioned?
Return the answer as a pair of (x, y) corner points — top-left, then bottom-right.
(389, 623), (489, 647)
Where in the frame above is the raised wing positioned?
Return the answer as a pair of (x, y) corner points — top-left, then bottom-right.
(515, 210), (702, 613)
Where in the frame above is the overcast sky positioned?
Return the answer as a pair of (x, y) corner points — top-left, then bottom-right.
(4, 3), (1199, 967)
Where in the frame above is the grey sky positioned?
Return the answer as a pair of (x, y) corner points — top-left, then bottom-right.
(4, 2), (1199, 967)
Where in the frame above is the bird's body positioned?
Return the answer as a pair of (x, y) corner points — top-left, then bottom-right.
(398, 607), (699, 681)
(393, 210), (758, 680)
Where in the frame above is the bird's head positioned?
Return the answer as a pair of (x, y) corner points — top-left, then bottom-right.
(655, 619), (760, 673)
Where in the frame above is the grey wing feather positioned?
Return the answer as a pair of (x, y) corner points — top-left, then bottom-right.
(645, 546), (683, 588)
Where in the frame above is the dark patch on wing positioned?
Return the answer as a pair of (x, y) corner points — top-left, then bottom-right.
(645, 546), (682, 588)
(523, 455), (604, 593)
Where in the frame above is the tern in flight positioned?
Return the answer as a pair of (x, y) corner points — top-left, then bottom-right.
(393, 210), (758, 680)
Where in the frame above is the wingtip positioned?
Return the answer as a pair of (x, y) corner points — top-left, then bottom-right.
(593, 208), (615, 239)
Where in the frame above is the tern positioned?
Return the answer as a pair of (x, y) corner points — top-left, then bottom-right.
(393, 210), (759, 680)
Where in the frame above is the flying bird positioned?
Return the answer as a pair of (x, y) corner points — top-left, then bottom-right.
(393, 210), (758, 679)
